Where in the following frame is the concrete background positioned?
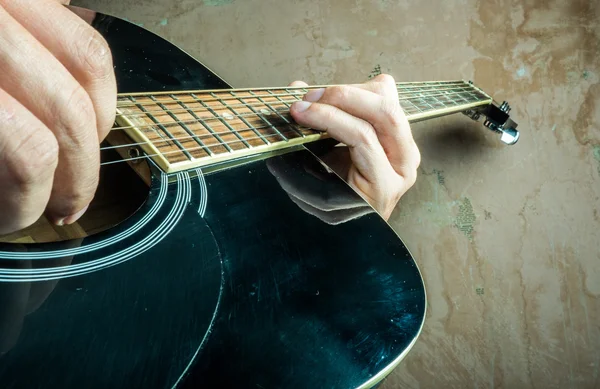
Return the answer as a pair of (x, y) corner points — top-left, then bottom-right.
(73, 0), (600, 387)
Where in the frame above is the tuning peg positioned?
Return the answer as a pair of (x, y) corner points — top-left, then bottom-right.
(499, 127), (519, 145)
(500, 101), (511, 113)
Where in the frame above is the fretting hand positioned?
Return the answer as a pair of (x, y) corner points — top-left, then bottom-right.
(286, 75), (421, 220)
(0, 0), (115, 235)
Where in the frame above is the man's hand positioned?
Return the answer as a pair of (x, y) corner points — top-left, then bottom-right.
(0, 0), (116, 235)
(289, 75), (421, 220)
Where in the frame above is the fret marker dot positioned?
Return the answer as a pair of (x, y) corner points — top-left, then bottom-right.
(222, 112), (234, 120)
(260, 109), (270, 115)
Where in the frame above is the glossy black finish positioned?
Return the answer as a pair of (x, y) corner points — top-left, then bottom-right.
(0, 8), (425, 388)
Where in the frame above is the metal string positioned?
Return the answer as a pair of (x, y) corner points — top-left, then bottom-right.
(98, 82), (486, 166)
(111, 90), (483, 132)
(100, 130), (306, 166)
(113, 81), (470, 109)
(114, 87), (479, 118)
(114, 85), (472, 110)
(100, 123), (298, 152)
(100, 92), (484, 154)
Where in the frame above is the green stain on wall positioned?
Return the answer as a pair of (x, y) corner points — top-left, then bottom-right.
(377, 0), (390, 10)
(593, 146), (600, 174)
(202, 0), (234, 5)
(159, 18), (168, 26)
(434, 169), (446, 185)
(455, 198), (476, 240)
(368, 64), (382, 79)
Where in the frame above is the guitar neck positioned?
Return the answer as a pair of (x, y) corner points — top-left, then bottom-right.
(114, 80), (498, 174)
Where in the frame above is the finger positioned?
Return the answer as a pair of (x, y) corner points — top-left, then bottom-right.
(0, 6), (100, 225)
(351, 73), (399, 97)
(288, 80), (309, 88)
(289, 99), (397, 192)
(0, 88), (58, 235)
(295, 81), (419, 179)
(3, 0), (116, 142)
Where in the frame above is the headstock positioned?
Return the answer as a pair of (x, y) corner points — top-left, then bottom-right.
(463, 82), (520, 145)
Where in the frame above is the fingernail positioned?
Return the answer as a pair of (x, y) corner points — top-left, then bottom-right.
(293, 101), (312, 113)
(55, 205), (89, 226)
(304, 88), (325, 102)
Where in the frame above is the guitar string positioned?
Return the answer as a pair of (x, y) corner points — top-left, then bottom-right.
(100, 93), (484, 153)
(110, 90), (483, 132)
(114, 83), (473, 110)
(99, 84), (486, 166)
(99, 100), (483, 166)
(115, 87), (479, 118)
(100, 93), (484, 154)
(113, 81), (471, 109)
(100, 131), (314, 166)
(115, 85), (478, 114)
(101, 123), (304, 151)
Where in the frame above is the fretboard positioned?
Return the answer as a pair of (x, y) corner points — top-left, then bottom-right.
(114, 80), (491, 173)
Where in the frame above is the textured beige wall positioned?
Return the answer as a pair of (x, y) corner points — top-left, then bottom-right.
(74, 0), (600, 387)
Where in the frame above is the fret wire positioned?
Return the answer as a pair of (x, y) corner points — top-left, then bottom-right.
(104, 95), (489, 156)
(102, 123), (314, 151)
(445, 90), (469, 109)
(127, 96), (193, 161)
(171, 94), (232, 153)
(268, 89), (294, 111)
(114, 107), (294, 132)
(150, 95), (212, 157)
(417, 89), (435, 112)
(102, 123), (319, 152)
(210, 92), (270, 146)
(411, 86), (427, 112)
(452, 91), (468, 104)
(114, 86), (490, 134)
(403, 96), (424, 113)
(285, 88), (309, 102)
(249, 90), (306, 138)
(230, 91), (289, 142)
(101, 129), (312, 166)
(117, 87), (476, 117)
(190, 93), (252, 149)
(115, 80), (471, 108)
(116, 83), (469, 108)
(437, 90), (455, 108)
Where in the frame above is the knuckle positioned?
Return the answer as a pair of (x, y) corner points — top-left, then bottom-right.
(404, 168), (418, 187)
(371, 74), (396, 96)
(76, 26), (113, 80)
(376, 73), (396, 85)
(60, 179), (98, 214)
(400, 153), (420, 186)
(413, 143), (422, 168)
(327, 86), (350, 102)
(356, 122), (376, 146)
(380, 98), (403, 126)
(7, 130), (59, 188)
(321, 104), (338, 123)
(60, 85), (97, 139)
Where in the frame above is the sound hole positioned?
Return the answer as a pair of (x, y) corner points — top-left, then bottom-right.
(0, 143), (151, 244)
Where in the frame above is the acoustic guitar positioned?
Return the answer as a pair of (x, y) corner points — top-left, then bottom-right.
(0, 6), (519, 389)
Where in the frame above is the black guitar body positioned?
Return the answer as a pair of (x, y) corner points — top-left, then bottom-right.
(0, 9), (425, 389)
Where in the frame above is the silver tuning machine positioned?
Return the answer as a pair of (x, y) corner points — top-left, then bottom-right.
(463, 84), (520, 146)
